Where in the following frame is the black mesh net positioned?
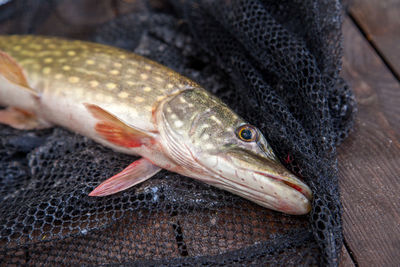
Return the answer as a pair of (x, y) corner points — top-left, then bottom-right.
(0, 0), (355, 266)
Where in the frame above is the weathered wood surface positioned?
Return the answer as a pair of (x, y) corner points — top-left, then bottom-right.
(349, 0), (400, 78)
(338, 17), (400, 267)
(340, 245), (356, 267)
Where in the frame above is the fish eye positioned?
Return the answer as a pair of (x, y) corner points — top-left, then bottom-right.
(236, 124), (258, 142)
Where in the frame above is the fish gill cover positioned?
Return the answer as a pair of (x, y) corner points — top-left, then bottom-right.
(0, 0), (355, 266)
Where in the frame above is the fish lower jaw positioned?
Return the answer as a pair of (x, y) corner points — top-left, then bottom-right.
(248, 195), (310, 215)
(251, 170), (312, 200)
(206, 175), (311, 215)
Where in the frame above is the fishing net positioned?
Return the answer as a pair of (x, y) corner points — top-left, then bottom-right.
(0, 0), (355, 265)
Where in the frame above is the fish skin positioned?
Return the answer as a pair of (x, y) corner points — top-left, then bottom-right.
(0, 35), (312, 215)
(0, 35), (194, 133)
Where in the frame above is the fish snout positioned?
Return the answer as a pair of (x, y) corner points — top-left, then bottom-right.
(251, 171), (312, 215)
(212, 150), (312, 215)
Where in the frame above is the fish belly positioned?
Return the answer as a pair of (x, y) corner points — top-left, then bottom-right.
(39, 87), (148, 156)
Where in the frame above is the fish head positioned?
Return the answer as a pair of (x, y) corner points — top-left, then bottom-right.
(156, 88), (312, 215)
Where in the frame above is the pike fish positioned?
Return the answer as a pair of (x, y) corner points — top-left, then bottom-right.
(0, 35), (312, 215)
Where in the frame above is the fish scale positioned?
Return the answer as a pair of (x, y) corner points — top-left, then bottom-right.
(0, 35), (312, 215)
(0, 35), (197, 131)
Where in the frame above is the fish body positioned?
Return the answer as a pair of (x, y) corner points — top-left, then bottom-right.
(0, 35), (312, 215)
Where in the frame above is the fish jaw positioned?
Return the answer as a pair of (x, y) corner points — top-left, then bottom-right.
(197, 150), (312, 215)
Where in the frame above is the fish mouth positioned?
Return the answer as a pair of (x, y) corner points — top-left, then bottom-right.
(250, 170), (312, 215)
(254, 170), (312, 201)
(209, 149), (312, 215)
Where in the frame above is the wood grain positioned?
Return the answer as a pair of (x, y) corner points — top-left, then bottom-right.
(340, 246), (356, 267)
(36, 0), (145, 39)
(179, 203), (309, 257)
(347, 5), (400, 137)
(338, 17), (400, 267)
(349, 0), (400, 78)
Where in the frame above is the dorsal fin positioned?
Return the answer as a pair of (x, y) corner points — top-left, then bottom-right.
(0, 50), (36, 95)
(85, 103), (156, 148)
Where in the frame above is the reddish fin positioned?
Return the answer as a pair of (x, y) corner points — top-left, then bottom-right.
(85, 103), (155, 148)
(89, 158), (161, 196)
(0, 50), (36, 95)
(0, 107), (51, 129)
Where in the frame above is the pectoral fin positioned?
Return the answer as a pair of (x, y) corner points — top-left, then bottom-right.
(0, 107), (51, 130)
(0, 51), (45, 129)
(0, 50), (37, 95)
(89, 158), (161, 196)
(85, 103), (156, 148)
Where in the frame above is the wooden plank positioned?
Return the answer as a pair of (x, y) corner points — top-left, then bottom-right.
(36, 0), (144, 39)
(16, 211), (180, 265)
(347, 4), (400, 137)
(179, 203), (309, 257)
(338, 17), (400, 267)
(349, 0), (400, 77)
(340, 245), (356, 267)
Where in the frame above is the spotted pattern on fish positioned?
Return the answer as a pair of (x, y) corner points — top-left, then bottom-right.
(0, 35), (197, 128)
